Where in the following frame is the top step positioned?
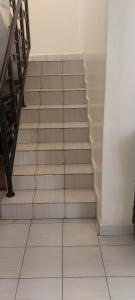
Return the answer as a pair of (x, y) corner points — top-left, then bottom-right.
(27, 60), (84, 77)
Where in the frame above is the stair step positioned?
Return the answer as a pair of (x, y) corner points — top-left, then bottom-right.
(24, 89), (86, 106)
(15, 142), (91, 165)
(25, 75), (85, 90)
(21, 104), (88, 123)
(12, 164), (93, 190)
(18, 122), (89, 143)
(1, 189), (96, 219)
(27, 60), (84, 76)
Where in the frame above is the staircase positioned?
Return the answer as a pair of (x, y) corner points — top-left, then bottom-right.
(1, 56), (96, 219)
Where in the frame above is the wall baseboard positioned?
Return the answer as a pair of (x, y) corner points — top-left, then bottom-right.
(97, 217), (134, 235)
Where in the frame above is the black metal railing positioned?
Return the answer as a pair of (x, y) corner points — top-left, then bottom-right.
(0, 0), (31, 197)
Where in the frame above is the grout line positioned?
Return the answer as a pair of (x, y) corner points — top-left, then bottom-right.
(97, 235), (112, 300)
(14, 220), (32, 300)
(1, 275), (135, 280)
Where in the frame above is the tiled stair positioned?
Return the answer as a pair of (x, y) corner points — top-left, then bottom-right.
(1, 57), (96, 219)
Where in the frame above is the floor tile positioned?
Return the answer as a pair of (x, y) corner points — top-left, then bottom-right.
(34, 190), (64, 203)
(108, 277), (135, 300)
(13, 165), (37, 176)
(16, 278), (62, 300)
(28, 223), (62, 246)
(21, 247), (62, 278)
(0, 224), (29, 247)
(0, 279), (18, 300)
(36, 165), (64, 175)
(63, 221), (98, 246)
(0, 248), (24, 278)
(63, 246), (104, 277)
(102, 245), (135, 276)
(63, 278), (110, 300)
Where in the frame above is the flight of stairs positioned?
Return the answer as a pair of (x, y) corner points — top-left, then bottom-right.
(1, 56), (96, 219)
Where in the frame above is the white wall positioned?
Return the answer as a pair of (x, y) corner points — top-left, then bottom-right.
(82, 0), (107, 220)
(29, 0), (81, 55)
(101, 0), (135, 234)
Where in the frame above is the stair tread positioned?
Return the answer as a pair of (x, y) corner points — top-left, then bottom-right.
(20, 122), (89, 129)
(13, 164), (93, 176)
(1, 189), (96, 205)
(16, 142), (91, 151)
(22, 104), (87, 110)
(25, 88), (86, 92)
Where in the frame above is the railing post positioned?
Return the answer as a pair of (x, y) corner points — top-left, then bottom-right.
(0, 97), (15, 197)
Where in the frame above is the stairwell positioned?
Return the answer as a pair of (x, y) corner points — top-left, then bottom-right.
(1, 56), (96, 219)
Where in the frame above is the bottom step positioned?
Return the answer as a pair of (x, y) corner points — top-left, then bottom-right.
(0, 190), (96, 219)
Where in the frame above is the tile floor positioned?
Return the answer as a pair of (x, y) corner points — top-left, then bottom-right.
(0, 219), (135, 299)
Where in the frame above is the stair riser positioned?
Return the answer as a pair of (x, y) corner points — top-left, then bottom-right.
(1, 203), (96, 219)
(25, 75), (85, 90)
(27, 60), (84, 76)
(21, 108), (88, 123)
(15, 149), (91, 165)
(18, 128), (89, 143)
(24, 90), (86, 106)
(13, 174), (93, 190)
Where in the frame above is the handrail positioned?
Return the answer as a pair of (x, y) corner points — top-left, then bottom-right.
(0, 0), (31, 197)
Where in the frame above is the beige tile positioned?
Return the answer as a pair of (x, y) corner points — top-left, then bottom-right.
(64, 108), (87, 122)
(15, 151), (37, 166)
(39, 128), (63, 143)
(63, 54), (83, 60)
(21, 247), (62, 278)
(0, 224), (29, 247)
(24, 91), (40, 106)
(1, 204), (33, 220)
(99, 235), (135, 246)
(63, 61), (84, 74)
(27, 62), (42, 76)
(1, 191), (35, 204)
(36, 165), (64, 175)
(63, 246), (104, 277)
(65, 164), (92, 174)
(42, 61), (62, 74)
(0, 248), (24, 278)
(28, 223), (62, 246)
(66, 203), (96, 218)
(0, 279), (18, 300)
(63, 278), (110, 300)
(37, 150), (64, 165)
(65, 174), (93, 189)
(63, 221), (98, 246)
(40, 91), (63, 105)
(12, 175), (35, 191)
(65, 189), (95, 203)
(13, 165), (37, 176)
(25, 77), (41, 89)
(16, 278), (62, 300)
(21, 109), (39, 123)
(34, 203), (65, 219)
(18, 129), (38, 144)
(108, 277), (135, 300)
(38, 143), (63, 151)
(64, 128), (89, 143)
(16, 144), (38, 151)
(64, 149), (91, 164)
(41, 76), (62, 89)
(63, 75), (85, 89)
(36, 175), (64, 190)
(101, 245), (135, 276)
(39, 109), (63, 123)
(64, 142), (90, 150)
(34, 190), (64, 203)
(64, 90), (86, 105)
